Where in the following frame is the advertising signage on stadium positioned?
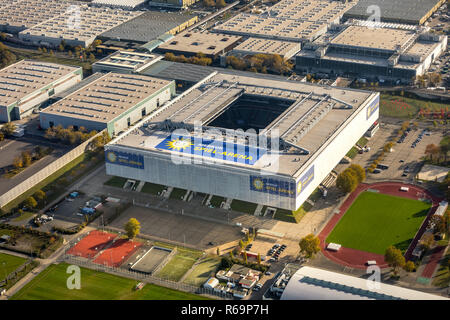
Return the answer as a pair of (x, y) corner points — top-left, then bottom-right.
(296, 165), (314, 196)
(105, 150), (144, 169)
(250, 176), (296, 198)
(155, 135), (266, 165)
(366, 95), (379, 120)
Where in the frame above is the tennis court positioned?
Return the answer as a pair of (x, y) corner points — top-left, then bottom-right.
(93, 239), (142, 267)
(67, 230), (116, 259)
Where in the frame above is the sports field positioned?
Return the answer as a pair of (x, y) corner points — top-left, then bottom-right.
(326, 191), (431, 255)
(11, 263), (209, 300)
(0, 253), (27, 282)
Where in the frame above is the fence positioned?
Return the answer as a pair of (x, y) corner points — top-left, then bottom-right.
(59, 254), (233, 300)
(0, 130), (105, 209)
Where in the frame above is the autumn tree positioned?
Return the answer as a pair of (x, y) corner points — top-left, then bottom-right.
(13, 156), (23, 169)
(384, 246), (405, 277)
(336, 168), (359, 193)
(299, 234), (320, 258)
(348, 164), (365, 183)
(124, 218), (140, 239)
(22, 151), (32, 167)
(24, 196), (38, 209)
(1, 122), (16, 136)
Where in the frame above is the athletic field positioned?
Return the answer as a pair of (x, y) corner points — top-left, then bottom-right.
(0, 253), (27, 282)
(11, 263), (209, 300)
(326, 191), (431, 255)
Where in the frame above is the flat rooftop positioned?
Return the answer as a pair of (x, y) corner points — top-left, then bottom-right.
(158, 31), (242, 56)
(19, 5), (142, 44)
(40, 73), (172, 124)
(93, 51), (162, 72)
(232, 38), (301, 58)
(92, 0), (146, 8)
(344, 0), (444, 24)
(0, 60), (80, 107)
(99, 11), (198, 43)
(213, 0), (356, 42)
(111, 72), (375, 177)
(330, 26), (417, 51)
(0, 0), (77, 31)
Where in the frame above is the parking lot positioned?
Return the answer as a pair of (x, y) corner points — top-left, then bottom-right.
(352, 124), (444, 181)
(110, 205), (243, 250)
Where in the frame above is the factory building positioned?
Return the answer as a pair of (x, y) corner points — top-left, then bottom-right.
(39, 73), (175, 136)
(228, 38), (302, 60)
(92, 51), (163, 74)
(296, 23), (448, 82)
(0, 60), (82, 123)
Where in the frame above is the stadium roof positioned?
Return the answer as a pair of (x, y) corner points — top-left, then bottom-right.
(99, 11), (198, 43)
(281, 266), (448, 300)
(110, 71), (376, 177)
(40, 73), (173, 123)
(344, 0), (444, 24)
(0, 60), (80, 107)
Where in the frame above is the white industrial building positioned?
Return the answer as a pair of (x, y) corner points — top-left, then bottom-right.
(92, 0), (147, 10)
(92, 51), (163, 74)
(39, 73), (175, 136)
(0, 60), (82, 123)
(105, 71), (379, 211)
(280, 266), (448, 300)
(18, 5), (142, 48)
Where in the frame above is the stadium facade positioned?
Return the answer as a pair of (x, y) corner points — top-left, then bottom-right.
(105, 72), (378, 211)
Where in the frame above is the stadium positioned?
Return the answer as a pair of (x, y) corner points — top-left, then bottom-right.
(105, 71), (379, 211)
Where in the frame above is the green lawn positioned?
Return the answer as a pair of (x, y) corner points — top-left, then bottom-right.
(326, 192), (431, 255)
(104, 176), (127, 188)
(346, 146), (359, 159)
(13, 211), (35, 222)
(141, 182), (166, 195)
(183, 256), (222, 287)
(11, 263), (208, 300)
(157, 248), (203, 282)
(230, 199), (257, 214)
(274, 206), (307, 223)
(380, 94), (450, 118)
(169, 188), (187, 200)
(0, 253), (27, 282)
(209, 196), (224, 208)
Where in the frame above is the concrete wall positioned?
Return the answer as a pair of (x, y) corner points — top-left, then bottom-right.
(0, 131), (105, 209)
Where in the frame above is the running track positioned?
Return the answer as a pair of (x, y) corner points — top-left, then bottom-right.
(319, 182), (443, 269)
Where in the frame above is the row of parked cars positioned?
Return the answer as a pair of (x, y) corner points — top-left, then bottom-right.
(397, 127), (412, 144)
(411, 129), (430, 149)
(267, 243), (287, 262)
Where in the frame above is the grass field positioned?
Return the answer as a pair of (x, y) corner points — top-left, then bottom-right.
(156, 248), (203, 282)
(104, 176), (127, 188)
(380, 94), (450, 118)
(141, 182), (166, 195)
(169, 188), (187, 200)
(11, 263), (209, 300)
(183, 256), (222, 287)
(230, 199), (257, 214)
(0, 253), (27, 282)
(326, 191), (431, 255)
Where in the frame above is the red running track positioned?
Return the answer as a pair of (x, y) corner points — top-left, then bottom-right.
(93, 239), (142, 267)
(67, 230), (116, 259)
(421, 246), (446, 279)
(319, 182), (442, 270)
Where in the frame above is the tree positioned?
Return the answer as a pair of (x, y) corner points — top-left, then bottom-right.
(0, 42), (16, 68)
(34, 190), (46, 203)
(22, 151), (32, 167)
(336, 169), (358, 193)
(216, 247), (220, 256)
(348, 164), (365, 183)
(420, 232), (435, 250)
(243, 251), (248, 264)
(0, 132), (3, 141)
(89, 53), (95, 63)
(384, 246), (405, 276)
(299, 234), (320, 258)
(1, 122), (16, 136)
(24, 196), (37, 209)
(404, 261), (416, 272)
(257, 253), (261, 265)
(124, 218), (140, 239)
(425, 144), (440, 162)
(215, 0), (226, 8)
(13, 156), (23, 169)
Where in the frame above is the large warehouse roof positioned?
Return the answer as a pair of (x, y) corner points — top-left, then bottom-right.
(213, 0), (356, 42)
(0, 0), (77, 31)
(344, 0), (445, 24)
(92, 0), (147, 9)
(99, 11), (198, 43)
(0, 60), (80, 107)
(111, 71), (376, 177)
(93, 51), (162, 73)
(281, 267), (448, 300)
(140, 60), (215, 83)
(231, 38), (301, 59)
(40, 73), (172, 123)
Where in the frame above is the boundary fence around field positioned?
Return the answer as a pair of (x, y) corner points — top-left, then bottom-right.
(0, 130), (106, 209)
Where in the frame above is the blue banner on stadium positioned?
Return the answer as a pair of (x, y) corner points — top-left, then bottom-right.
(250, 176), (296, 198)
(155, 135), (266, 165)
(105, 150), (144, 169)
(366, 95), (379, 120)
(296, 165), (314, 196)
